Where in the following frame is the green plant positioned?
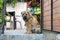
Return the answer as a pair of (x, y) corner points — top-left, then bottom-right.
(0, 0), (3, 9)
(0, 0), (3, 26)
(6, 0), (18, 7)
(0, 0), (18, 26)
(0, 0), (6, 26)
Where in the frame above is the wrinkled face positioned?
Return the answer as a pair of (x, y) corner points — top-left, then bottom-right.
(21, 11), (30, 21)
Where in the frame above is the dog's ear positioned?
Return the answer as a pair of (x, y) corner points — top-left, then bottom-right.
(27, 12), (31, 16)
(21, 11), (26, 14)
(27, 12), (29, 14)
(29, 13), (33, 18)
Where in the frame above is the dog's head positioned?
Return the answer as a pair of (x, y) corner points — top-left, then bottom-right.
(21, 11), (32, 21)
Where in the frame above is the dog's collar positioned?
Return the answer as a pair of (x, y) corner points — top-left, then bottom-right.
(25, 19), (29, 22)
(25, 16), (33, 22)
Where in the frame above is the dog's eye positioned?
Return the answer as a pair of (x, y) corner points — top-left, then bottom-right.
(26, 14), (27, 15)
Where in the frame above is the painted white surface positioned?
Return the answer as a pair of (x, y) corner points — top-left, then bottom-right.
(6, 22), (10, 28)
(11, 16), (13, 21)
(15, 2), (27, 30)
(15, 2), (27, 16)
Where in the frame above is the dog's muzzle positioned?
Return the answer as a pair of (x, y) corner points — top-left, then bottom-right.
(23, 16), (27, 20)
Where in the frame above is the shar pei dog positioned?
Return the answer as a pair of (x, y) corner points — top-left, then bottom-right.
(21, 11), (41, 34)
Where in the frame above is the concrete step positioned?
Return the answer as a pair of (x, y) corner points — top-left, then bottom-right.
(4, 34), (45, 40)
(0, 34), (6, 40)
(3, 30), (45, 40)
(4, 30), (26, 35)
(0, 34), (45, 40)
(0, 30), (60, 40)
(56, 34), (60, 40)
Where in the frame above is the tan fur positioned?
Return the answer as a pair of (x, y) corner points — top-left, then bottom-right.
(22, 11), (41, 34)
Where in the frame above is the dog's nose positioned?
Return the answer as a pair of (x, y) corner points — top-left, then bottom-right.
(23, 16), (27, 20)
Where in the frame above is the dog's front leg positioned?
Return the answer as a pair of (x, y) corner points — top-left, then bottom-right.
(25, 26), (32, 34)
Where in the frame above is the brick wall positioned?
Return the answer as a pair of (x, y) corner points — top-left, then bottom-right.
(43, 0), (60, 32)
(43, 0), (51, 30)
(53, 0), (60, 32)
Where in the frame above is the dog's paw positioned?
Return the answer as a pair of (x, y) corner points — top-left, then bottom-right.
(24, 32), (28, 34)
